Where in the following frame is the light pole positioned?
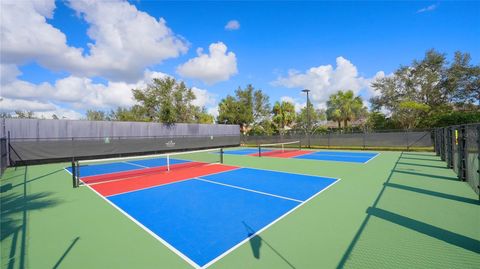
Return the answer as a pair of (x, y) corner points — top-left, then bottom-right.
(302, 89), (311, 148)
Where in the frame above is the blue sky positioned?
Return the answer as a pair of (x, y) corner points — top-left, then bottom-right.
(1, 0), (479, 119)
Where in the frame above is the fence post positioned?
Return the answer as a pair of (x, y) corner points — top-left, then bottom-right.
(362, 131), (366, 150)
(459, 125), (467, 181)
(7, 131), (10, 166)
(477, 124), (480, 198)
(328, 131), (331, 149)
(405, 130), (409, 151)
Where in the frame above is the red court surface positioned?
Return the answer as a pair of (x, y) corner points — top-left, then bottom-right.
(82, 162), (204, 184)
(90, 164), (239, 196)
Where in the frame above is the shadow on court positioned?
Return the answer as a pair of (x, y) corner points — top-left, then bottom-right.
(52, 237), (80, 269)
(336, 152), (480, 268)
(397, 161), (448, 169)
(1, 166), (60, 269)
(384, 182), (480, 205)
(242, 221), (296, 268)
(394, 169), (458, 181)
(399, 156), (444, 162)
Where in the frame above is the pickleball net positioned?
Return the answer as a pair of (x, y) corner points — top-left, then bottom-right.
(257, 140), (302, 157)
(70, 148), (224, 187)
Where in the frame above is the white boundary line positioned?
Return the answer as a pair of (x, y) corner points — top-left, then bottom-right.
(194, 177), (303, 203)
(291, 154), (374, 165)
(200, 177), (341, 269)
(310, 153), (378, 158)
(63, 167), (72, 175)
(363, 153), (381, 164)
(69, 163), (341, 269)
(63, 167), (89, 186)
(80, 148), (222, 165)
(83, 180), (202, 268)
(251, 148), (379, 165)
(73, 160), (167, 178)
(228, 166), (339, 181)
(106, 167), (242, 198)
(123, 161), (149, 168)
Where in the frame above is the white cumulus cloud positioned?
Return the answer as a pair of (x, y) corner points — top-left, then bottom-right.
(0, 68), (168, 112)
(0, 66), (219, 119)
(0, 0), (188, 82)
(273, 57), (384, 107)
(177, 42), (238, 85)
(225, 20), (240, 30)
(191, 87), (217, 108)
(417, 4), (437, 13)
(280, 96), (305, 112)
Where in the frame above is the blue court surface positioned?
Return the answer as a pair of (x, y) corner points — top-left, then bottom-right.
(222, 148), (271, 155)
(222, 148), (379, 164)
(106, 167), (338, 267)
(295, 151), (379, 164)
(66, 157), (189, 177)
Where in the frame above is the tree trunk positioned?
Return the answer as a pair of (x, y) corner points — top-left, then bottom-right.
(343, 119), (348, 130)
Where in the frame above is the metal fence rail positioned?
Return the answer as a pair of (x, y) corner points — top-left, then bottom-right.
(434, 123), (480, 198)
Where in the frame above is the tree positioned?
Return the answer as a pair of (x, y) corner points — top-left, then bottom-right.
(371, 49), (450, 115)
(131, 77), (210, 124)
(394, 101), (430, 130)
(14, 110), (35, 119)
(0, 112), (12, 118)
(195, 107), (215, 124)
(217, 85), (271, 132)
(108, 106), (146, 122)
(326, 90), (366, 129)
(272, 101), (296, 135)
(371, 49), (480, 128)
(248, 120), (275, 135)
(365, 111), (398, 130)
(296, 105), (326, 134)
(253, 89), (271, 125)
(445, 51), (480, 107)
(86, 110), (107, 121)
(217, 96), (241, 124)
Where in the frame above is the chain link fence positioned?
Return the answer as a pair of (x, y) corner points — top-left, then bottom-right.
(242, 130), (433, 150)
(434, 123), (480, 197)
(4, 119), (240, 166)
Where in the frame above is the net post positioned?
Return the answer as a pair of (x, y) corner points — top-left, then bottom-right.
(220, 148), (224, 164)
(167, 154), (170, 172)
(71, 158), (76, 188)
(258, 145), (261, 157)
(75, 160), (80, 187)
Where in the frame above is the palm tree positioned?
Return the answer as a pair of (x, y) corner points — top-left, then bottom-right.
(326, 90), (366, 130)
(272, 101), (296, 135)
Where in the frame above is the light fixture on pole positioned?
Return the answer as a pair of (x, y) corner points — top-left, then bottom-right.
(302, 89), (311, 148)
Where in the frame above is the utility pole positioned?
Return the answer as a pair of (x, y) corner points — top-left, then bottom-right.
(302, 89), (311, 148)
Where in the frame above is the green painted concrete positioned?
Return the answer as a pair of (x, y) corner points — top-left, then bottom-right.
(1, 150), (479, 269)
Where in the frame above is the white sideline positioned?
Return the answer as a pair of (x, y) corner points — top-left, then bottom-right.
(194, 177), (303, 203)
(65, 165), (341, 269)
(200, 177), (341, 269)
